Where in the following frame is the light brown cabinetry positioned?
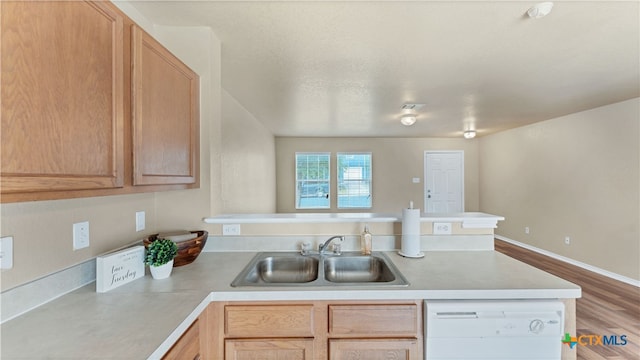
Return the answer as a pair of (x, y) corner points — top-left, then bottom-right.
(209, 300), (422, 360)
(225, 304), (315, 337)
(222, 304), (316, 360)
(131, 26), (199, 186)
(1, 1), (125, 198)
(225, 339), (314, 360)
(0, 1), (200, 203)
(329, 339), (419, 360)
(162, 304), (217, 360)
(328, 304), (421, 360)
(163, 318), (201, 360)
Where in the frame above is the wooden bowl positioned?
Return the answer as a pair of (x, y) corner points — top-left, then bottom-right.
(144, 230), (208, 267)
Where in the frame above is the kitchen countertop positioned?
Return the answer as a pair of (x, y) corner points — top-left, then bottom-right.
(203, 212), (505, 228)
(0, 250), (580, 359)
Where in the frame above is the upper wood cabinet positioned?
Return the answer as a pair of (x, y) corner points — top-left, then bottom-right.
(1, 1), (200, 203)
(1, 1), (125, 199)
(131, 26), (199, 186)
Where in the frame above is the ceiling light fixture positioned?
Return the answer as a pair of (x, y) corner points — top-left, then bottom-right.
(400, 114), (417, 126)
(527, 2), (554, 19)
(402, 103), (426, 111)
(463, 130), (477, 139)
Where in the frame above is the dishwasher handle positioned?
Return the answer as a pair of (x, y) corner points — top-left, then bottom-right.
(434, 311), (478, 319)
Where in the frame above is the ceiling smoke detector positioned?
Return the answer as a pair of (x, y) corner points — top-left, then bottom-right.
(527, 2), (554, 19)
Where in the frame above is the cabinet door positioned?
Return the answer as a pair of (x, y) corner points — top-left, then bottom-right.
(329, 339), (419, 360)
(225, 339), (313, 360)
(1, 1), (124, 198)
(163, 319), (200, 360)
(131, 26), (199, 186)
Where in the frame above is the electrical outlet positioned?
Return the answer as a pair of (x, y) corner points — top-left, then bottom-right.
(73, 221), (90, 250)
(0, 236), (14, 270)
(564, 236), (571, 245)
(135, 211), (145, 232)
(525, 227), (530, 234)
(412, 177), (420, 184)
(433, 222), (452, 235)
(222, 224), (241, 236)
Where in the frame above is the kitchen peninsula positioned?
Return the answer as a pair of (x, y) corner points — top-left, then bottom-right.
(1, 212), (581, 359)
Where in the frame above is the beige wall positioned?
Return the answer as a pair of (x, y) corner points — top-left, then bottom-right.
(221, 90), (276, 213)
(0, 4), (223, 291)
(275, 137), (480, 213)
(479, 98), (640, 281)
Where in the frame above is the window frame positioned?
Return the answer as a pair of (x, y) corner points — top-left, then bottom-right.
(295, 152), (331, 209)
(336, 152), (372, 209)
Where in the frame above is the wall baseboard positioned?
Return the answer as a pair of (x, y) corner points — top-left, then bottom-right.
(495, 235), (640, 288)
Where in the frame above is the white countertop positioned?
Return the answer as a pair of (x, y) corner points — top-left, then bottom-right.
(0, 251), (580, 359)
(203, 212), (505, 228)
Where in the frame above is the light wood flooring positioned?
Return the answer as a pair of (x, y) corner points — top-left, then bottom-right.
(495, 239), (640, 360)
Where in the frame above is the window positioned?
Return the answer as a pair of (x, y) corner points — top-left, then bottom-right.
(295, 152), (330, 209)
(337, 152), (372, 209)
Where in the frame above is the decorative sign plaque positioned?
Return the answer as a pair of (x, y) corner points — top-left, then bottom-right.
(96, 246), (145, 293)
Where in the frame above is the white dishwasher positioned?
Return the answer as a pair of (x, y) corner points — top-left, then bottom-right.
(425, 300), (564, 360)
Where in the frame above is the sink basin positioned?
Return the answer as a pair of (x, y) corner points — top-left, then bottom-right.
(232, 255), (319, 285)
(231, 251), (408, 287)
(323, 256), (396, 283)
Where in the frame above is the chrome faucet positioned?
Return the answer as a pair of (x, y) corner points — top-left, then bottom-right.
(318, 235), (344, 254)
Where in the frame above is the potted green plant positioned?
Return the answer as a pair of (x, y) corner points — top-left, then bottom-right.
(144, 238), (178, 279)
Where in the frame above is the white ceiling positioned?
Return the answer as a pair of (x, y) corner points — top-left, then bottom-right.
(130, 1), (640, 138)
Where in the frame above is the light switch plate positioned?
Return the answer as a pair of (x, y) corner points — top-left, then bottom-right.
(73, 221), (90, 250)
(135, 211), (146, 232)
(0, 236), (14, 269)
(433, 222), (452, 235)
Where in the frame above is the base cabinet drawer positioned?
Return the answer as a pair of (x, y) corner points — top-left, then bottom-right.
(225, 305), (315, 337)
(329, 339), (419, 360)
(329, 304), (419, 336)
(225, 339), (314, 360)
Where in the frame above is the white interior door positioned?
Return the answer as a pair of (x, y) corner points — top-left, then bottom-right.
(424, 151), (464, 213)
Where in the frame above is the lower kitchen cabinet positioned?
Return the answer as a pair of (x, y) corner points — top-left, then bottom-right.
(224, 304), (315, 338)
(225, 339), (314, 360)
(163, 318), (201, 360)
(327, 303), (421, 360)
(329, 339), (419, 360)
(208, 300), (423, 360)
(328, 304), (419, 337)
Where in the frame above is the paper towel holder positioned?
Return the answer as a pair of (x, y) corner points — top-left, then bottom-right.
(399, 202), (425, 258)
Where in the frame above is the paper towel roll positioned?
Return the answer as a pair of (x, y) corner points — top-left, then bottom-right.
(400, 208), (424, 258)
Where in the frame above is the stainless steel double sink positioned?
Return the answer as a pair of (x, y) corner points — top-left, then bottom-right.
(231, 251), (409, 287)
